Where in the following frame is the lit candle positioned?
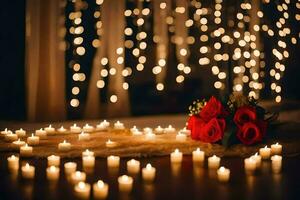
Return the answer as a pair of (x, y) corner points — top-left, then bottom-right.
(1, 128), (12, 136)
(74, 182), (91, 198)
(131, 126), (142, 135)
(93, 180), (109, 199)
(64, 162), (77, 175)
(96, 122), (108, 131)
(71, 171), (86, 184)
(164, 125), (176, 134)
(114, 121), (125, 130)
(21, 163), (35, 179)
(83, 124), (95, 132)
(44, 125), (55, 133)
(5, 132), (18, 142)
(35, 128), (47, 139)
(101, 120), (110, 128)
(259, 145), (271, 159)
(143, 127), (153, 134)
(57, 126), (67, 134)
(145, 132), (156, 140)
(271, 155), (282, 173)
(175, 132), (187, 142)
(107, 155), (120, 168)
(271, 143), (282, 155)
(78, 132), (90, 141)
(154, 126), (164, 134)
(208, 155), (221, 169)
(179, 127), (191, 136)
(118, 175), (133, 192)
(46, 166), (60, 180)
(7, 155), (19, 170)
(20, 143), (33, 157)
(142, 163), (156, 182)
(15, 128), (26, 138)
(70, 123), (81, 133)
(250, 153), (262, 167)
(217, 166), (230, 182)
(82, 149), (94, 157)
(58, 140), (71, 152)
(106, 139), (117, 148)
(170, 149), (183, 163)
(47, 155), (60, 166)
(27, 134), (39, 146)
(244, 157), (256, 172)
(12, 139), (26, 147)
(127, 159), (140, 174)
(82, 155), (95, 168)
(192, 148), (205, 162)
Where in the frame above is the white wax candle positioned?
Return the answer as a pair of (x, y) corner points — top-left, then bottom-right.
(96, 122), (108, 131)
(164, 125), (176, 134)
(170, 149), (183, 163)
(127, 159), (140, 174)
(47, 155), (60, 166)
(83, 124), (95, 132)
(208, 155), (221, 169)
(58, 140), (71, 152)
(78, 132), (90, 141)
(154, 126), (164, 134)
(118, 175), (133, 192)
(217, 166), (230, 182)
(74, 182), (91, 198)
(12, 139), (26, 147)
(93, 180), (109, 199)
(64, 162), (77, 175)
(45, 125), (55, 133)
(82, 155), (95, 168)
(142, 163), (156, 182)
(71, 171), (86, 184)
(107, 155), (120, 168)
(143, 127), (153, 134)
(131, 126), (142, 135)
(20, 144), (33, 157)
(7, 155), (19, 170)
(101, 120), (110, 128)
(46, 166), (60, 180)
(271, 155), (282, 173)
(244, 157), (256, 172)
(35, 128), (47, 139)
(5, 133), (18, 142)
(57, 126), (67, 134)
(82, 149), (94, 157)
(27, 134), (39, 146)
(176, 132), (187, 142)
(192, 148), (205, 162)
(21, 163), (35, 179)
(250, 153), (262, 167)
(106, 139), (117, 148)
(15, 128), (26, 137)
(1, 128), (12, 136)
(271, 143), (282, 155)
(259, 145), (271, 159)
(145, 132), (156, 140)
(179, 127), (191, 136)
(114, 121), (125, 130)
(70, 124), (82, 133)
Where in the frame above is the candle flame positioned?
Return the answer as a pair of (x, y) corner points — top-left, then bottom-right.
(175, 149), (179, 153)
(264, 145), (268, 149)
(146, 163), (152, 169)
(78, 182), (85, 189)
(219, 166), (225, 172)
(25, 163), (30, 168)
(196, 148), (200, 151)
(276, 142), (279, 145)
(97, 180), (104, 187)
(31, 133), (34, 137)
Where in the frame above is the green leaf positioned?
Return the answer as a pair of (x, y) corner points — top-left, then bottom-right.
(222, 123), (238, 148)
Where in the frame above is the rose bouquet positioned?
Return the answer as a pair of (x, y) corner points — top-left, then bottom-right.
(187, 94), (277, 147)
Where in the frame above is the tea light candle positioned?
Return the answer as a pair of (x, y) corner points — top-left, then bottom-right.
(217, 166), (230, 182)
(118, 175), (133, 192)
(64, 162), (77, 175)
(142, 163), (156, 182)
(58, 140), (71, 152)
(271, 143), (282, 155)
(132, 130), (143, 136)
(179, 127), (191, 136)
(259, 145), (271, 159)
(12, 139), (26, 147)
(7, 155), (19, 170)
(130, 126), (138, 133)
(170, 149), (183, 163)
(27, 134), (39, 146)
(101, 120), (110, 127)
(21, 163), (35, 179)
(145, 132), (156, 140)
(82, 155), (95, 168)
(70, 124), (81, 133)
(74, 182), (91, 198)
(244, 157), (256, 172)
(58, 126), (67, 134)
(208, 155), (221, 169)
(20, 143), (33, 156)
(271, 155), (282, 173)
(82, 149), (94, 157)
(83, 124), (94, 132)
(93, 180), (109, 199)
(114, 121), (125, 130)
(106, 139), (117, 148)
(78, 132), (90, 141)
(127, 159), (140, 174)
(192, 148), (205, 162)
(154, 126), (164, 134)
(15, 128), (26, 137)
(35, 128), (47, 138)
(164, 125), (176, 134)
(46, 166), (60, 180)
(47, 155), (60, 166)
(71, 171), (86, 184)
(107, 155), (120, 168)
(250, 153), (262, 167)
(176, 132), (187, 142)
(143, 127), (153, 134)
(96, 122), (107, 131)
(1, 128), (11, 136)
(45, 125), (55, 133)
(5, 133), (18, 142)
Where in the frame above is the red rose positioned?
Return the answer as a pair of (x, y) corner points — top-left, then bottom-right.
(234, 106), (257, 127)
(199, 96), (227, 122)
(237, 121), (267, 145)
(198, 118), (225, 143)
(187, 115), (205, 140)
